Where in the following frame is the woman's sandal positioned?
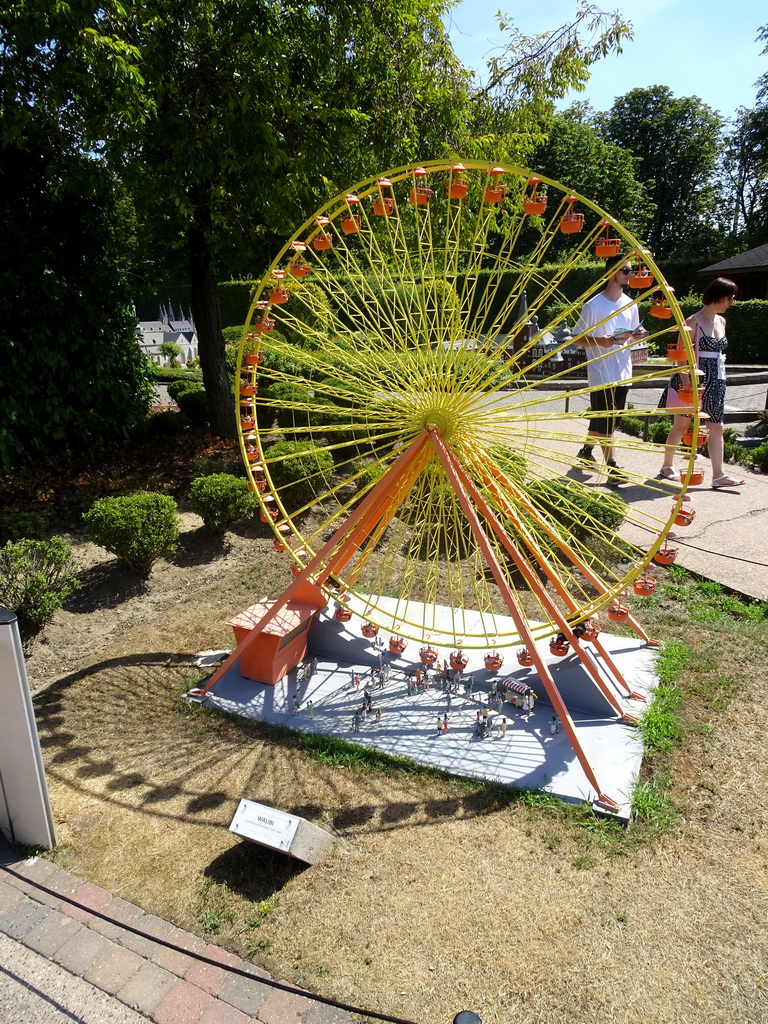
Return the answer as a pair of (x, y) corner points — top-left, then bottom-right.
(659, 466), (681, 482)
(712, 475), (745, 489)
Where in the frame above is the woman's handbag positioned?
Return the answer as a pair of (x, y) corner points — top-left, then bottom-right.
(664, 320), (701, 413)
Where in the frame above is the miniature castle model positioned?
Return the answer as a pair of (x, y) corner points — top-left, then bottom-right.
(136, 300), (199, 366)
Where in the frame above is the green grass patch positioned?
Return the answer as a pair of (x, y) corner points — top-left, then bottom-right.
(640, 684), (684, 756)
(655, 639), (690, 686)
(630, 780), (680, 830)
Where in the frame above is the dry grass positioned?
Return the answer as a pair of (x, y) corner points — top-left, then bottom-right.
(25, 528), (768, 1024)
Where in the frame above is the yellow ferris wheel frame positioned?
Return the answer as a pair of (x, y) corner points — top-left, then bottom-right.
(234, 159), (700, 650)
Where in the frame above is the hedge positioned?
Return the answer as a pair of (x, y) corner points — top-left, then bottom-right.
(147, 364), (203, 383)
(137, 268), (768, 364)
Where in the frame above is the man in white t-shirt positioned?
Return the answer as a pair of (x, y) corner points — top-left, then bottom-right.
(574, 255), (646, 485)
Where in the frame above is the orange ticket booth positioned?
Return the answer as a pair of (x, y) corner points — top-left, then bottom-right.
(226, 582), (327, 686)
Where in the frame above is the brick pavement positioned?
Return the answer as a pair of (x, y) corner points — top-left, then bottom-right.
(0, 843), (354, 1024)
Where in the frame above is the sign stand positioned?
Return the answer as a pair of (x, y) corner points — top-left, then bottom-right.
(0, 609), (57, 850)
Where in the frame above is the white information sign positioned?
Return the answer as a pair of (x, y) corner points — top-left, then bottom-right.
(229, 799), (301, 852)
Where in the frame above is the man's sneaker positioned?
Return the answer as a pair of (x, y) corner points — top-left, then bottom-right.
(577, 445), (596, 462)
(606, 458), (625, 486)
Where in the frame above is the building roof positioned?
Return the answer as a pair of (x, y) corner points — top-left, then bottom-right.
(699, 243), (768, 276)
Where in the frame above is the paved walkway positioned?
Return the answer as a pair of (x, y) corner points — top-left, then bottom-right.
(0, 842), (352, 1024)
(503, 385), (768, 601)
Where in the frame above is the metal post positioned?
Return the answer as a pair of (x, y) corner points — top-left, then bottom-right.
(0, 609), (57, 849)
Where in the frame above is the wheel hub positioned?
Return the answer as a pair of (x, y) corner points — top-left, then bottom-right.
(423, 408), (455, 439)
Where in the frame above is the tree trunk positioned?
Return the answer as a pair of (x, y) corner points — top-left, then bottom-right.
(187, 206), (236, 439)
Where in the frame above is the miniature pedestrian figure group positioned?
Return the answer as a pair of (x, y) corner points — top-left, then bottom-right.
(406, 668), (437, 694)
(550, 715), (560, 735)
(436, 714), (449, 735)
(475, 708), (497, 739)
(298, 657), (317, 683)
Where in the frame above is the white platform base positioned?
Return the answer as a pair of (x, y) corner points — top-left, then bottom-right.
(193, 600), (659, 821)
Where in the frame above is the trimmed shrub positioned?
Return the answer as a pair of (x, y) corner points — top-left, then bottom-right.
(0, 537), (80, 632)
(751, 441), (768, 473)
(528, 477), (626, 539)
(351, 462), (387, 504)
(167, 379), (202, 403)
(187, 474), (258, 533)
(83, 493), (180, 575)
(264, 440), (333, 508)
(619, 414), (645, 438)
(485, 445), (527, 483)
(649, 417), (672, 444)
(147, 364), (203, 383)
(253, 383), (275, 431)
(176, 386), (209, 426)
(0, 508), (49, 543)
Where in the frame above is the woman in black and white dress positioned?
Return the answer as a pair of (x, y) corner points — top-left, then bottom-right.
(659, 277), (744, 489)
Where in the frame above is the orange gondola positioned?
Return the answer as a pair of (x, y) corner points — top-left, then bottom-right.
(373, 178), (395, 216)
(633, 570), (656, 596)
(484, 166), (507, 204)
(420, 645), (439, 665)
(409, 167), (432, 207)
(341, 194), (362, 233)
(269, 269), (290, 304)
(516, 648), (533, 667)
(559, 196), (584, 234)
(674, 505), (697, 527)
(667, 340), (689, 362)
(549, 638), (569, 657)
(312, 216), (333, 251)
(446, 163), (468, 199)
(484, 651), (504, 671)
(581, 620), (601, 642)
(654, 545), (678, 565)
(361, 623), (379, 639)
(523, 177), (547, 216)
(594, 221), (621, 258)
(449, 650), (468, 671)
(608, 600), (630, 622)
(682, 421), (708, 447)
(389, 635), (407, 655)
(629, 265), (654, 289)
(289, 258), (310, 278)
(651, 290), (674, 319)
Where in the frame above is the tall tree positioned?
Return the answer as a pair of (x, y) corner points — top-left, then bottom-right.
(719, 105), (768, 246)
(534, 105), (653, 235)
(0, 2), (153, 471)
(467, 2), (633, 164)
(0, 124), (152, 471)
(599, 86), (722, 258)
(113, 0), (474, 437)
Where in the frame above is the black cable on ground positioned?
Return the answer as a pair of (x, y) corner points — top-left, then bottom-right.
(1, 863), (419, 1024)
(630, 519), (768, 570)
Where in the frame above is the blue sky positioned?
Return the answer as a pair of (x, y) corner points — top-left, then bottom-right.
(445, 0), (766, 121)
